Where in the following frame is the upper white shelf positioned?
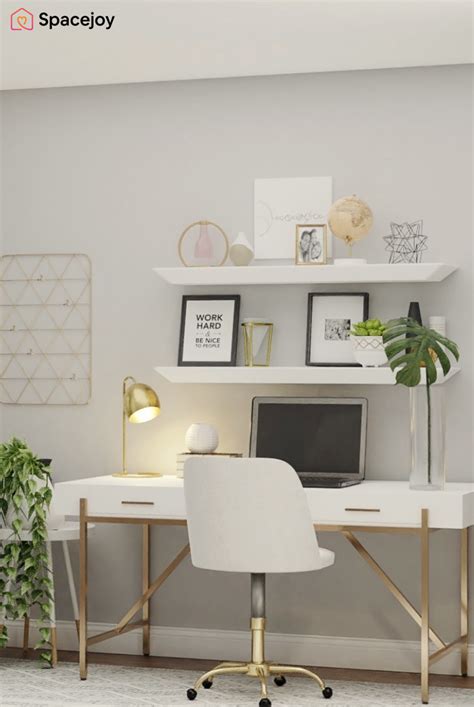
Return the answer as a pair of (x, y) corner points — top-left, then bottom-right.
(155, 366), (460, 386)
(153, 263), (457, 286)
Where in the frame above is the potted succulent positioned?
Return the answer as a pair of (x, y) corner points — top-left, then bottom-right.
(0, 438), (54, 665)
(383, 318), (460, 490)
(350, 318), (388, 367)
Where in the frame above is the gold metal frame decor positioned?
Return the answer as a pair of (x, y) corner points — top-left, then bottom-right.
(295, 224), (327, 265)
(0, 254), (91, 405)
(242, 322), (273, 367)
(112, 376), (162, 478)
(178, 220), (229, 267)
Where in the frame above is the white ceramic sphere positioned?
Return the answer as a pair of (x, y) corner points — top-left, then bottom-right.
(185, 423), (219, 454)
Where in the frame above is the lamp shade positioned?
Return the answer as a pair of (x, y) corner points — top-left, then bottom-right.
(124, 382), (161, 424)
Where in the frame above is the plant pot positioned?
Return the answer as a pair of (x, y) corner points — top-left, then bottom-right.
(409, 385), (446, 490)
(350, 335), (388, 367)
(4, 491), (63, 531)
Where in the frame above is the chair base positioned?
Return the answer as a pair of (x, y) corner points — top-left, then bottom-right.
(186, 618), (332, 705)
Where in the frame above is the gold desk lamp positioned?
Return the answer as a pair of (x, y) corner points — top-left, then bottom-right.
(112, 376), (162, 478)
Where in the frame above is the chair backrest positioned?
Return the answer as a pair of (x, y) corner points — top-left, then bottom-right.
(184, 457), (324, 574)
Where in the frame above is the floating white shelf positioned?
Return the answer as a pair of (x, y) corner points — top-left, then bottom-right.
(154, 366), (460, 386)
(153, 263), (457, 286)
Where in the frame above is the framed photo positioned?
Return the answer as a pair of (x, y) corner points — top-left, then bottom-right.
(178, 295), (240, 366)
(295, 224), (327, 265)
(254, 176), (333, 260)
(306, 292), (369, 366)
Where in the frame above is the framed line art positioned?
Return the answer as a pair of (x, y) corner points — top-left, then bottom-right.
(306, 292), (369, 367)
(295, 224), (327, 265)
(254, 176), (333, 260)
(178, 295), (241, 366)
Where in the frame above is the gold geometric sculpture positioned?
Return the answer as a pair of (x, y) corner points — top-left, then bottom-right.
(0, 254), (91, 405)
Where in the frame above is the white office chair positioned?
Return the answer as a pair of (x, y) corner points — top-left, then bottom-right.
(184, 457), (335, 707)
(0, 499), (87, 665)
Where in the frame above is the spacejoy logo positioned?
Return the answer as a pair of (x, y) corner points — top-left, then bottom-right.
(10, 7), (115, 31)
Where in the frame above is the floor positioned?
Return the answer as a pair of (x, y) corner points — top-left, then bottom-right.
(0, 656), (473, 707)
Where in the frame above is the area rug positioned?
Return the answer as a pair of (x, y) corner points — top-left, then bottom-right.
(0, 658), (472, 706)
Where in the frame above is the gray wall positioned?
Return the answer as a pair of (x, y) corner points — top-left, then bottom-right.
(1, 65), (472, 644)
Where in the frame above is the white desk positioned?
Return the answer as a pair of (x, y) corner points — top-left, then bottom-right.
(54, 476), (473, 703)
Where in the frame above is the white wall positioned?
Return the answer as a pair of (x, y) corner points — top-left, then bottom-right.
(1, 65), (472, 647)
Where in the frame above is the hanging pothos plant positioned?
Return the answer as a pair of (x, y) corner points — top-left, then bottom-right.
(383, 318), (460, 483)
(0, 438), (54, 665)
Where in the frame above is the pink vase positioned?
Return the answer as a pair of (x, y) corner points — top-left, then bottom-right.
(194, 222), (214, 260)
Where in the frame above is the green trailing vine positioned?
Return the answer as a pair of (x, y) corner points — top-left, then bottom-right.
(383, 318), (459, 484)
(0, 438), (54, 666)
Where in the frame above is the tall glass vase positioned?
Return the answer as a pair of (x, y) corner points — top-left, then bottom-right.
(409, 385), (446, 490)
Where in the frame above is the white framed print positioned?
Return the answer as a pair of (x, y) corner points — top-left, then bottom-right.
(295, 224), (327, 265)
(254, 176), (332, 260)
(178, 295), (241, 366)
(306, 292), (369, 366)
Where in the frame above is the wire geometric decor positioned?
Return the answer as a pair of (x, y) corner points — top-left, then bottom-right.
(0, 254), (91, 405)
(383, 220), (428, 264)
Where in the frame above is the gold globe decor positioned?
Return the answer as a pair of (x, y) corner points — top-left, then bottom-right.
(327, 195), (373, 265)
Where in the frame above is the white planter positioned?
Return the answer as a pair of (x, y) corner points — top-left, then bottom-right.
(185, 423), (219, 454)
(351, 335), (388, 368)
(4, 490), (63, 530)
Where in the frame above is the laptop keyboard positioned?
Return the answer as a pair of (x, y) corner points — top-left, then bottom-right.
(301, 477), (348, 488)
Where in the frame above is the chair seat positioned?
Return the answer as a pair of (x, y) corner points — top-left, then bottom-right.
(318, 547), (335, 569)
(0, 521), (93, 542)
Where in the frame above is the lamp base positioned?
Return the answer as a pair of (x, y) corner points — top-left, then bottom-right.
(112, 471), (162, 478)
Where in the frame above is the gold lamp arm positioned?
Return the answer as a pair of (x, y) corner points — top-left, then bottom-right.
(122, 376), (136, 475)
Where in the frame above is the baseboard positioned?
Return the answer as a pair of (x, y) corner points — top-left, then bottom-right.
(4, 619), (473, 676)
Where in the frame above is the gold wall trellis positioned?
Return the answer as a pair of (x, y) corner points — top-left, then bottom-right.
(0, 254), (91, 405)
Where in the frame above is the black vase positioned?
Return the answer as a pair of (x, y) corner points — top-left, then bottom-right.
(407, 302), (422, 349)
(407, 301), (422, 326)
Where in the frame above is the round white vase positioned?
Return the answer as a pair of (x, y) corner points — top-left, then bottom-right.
(185, 423), (219, 454)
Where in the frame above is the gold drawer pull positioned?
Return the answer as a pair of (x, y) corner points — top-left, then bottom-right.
(121, 501), (155, 506)
(345, 507), (380, 513)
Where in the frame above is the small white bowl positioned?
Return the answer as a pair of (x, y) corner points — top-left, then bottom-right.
(351, 335), (388, 368)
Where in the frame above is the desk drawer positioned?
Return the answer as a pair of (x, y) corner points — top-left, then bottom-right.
(89, 487), (186, 518)
(308, 492), (420, 527)
(55, 483), (187, 520)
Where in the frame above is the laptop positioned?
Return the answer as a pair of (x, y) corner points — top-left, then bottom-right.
(249, 397), (367, 488)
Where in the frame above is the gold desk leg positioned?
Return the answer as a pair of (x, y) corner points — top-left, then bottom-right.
(22, 616), (29, 657)
(79, 498), (88, 680)
(421, 508), (429, 704)
(142, 524), (151, 656)
(461, 527), (469, 677)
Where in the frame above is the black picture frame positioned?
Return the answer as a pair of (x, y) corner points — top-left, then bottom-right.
(306, 292), (369, 367)
(178, 295), (241, 366)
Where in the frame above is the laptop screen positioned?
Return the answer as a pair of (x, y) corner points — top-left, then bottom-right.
(250, 397), (367, 478)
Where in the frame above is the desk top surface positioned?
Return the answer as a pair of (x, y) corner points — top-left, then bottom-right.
(56, 475), (474, 495)
(54, 476), (474, 529)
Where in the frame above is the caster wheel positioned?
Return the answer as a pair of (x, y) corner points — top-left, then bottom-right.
(274, 675), (286, 687)
(322, 686), (333, 699)
(259, 699), (271, 707)
(186, 688), (197, 701)
(202, 679), (213, 689)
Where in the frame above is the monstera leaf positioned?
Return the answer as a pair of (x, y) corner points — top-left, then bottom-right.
(382, 317), (459, 387)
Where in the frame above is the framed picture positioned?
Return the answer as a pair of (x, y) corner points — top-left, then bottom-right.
(254, 176), (333, 260)
(295, 224), (327, 265)
(306, 292), (369, 366)
(178, 295), (241, 366)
